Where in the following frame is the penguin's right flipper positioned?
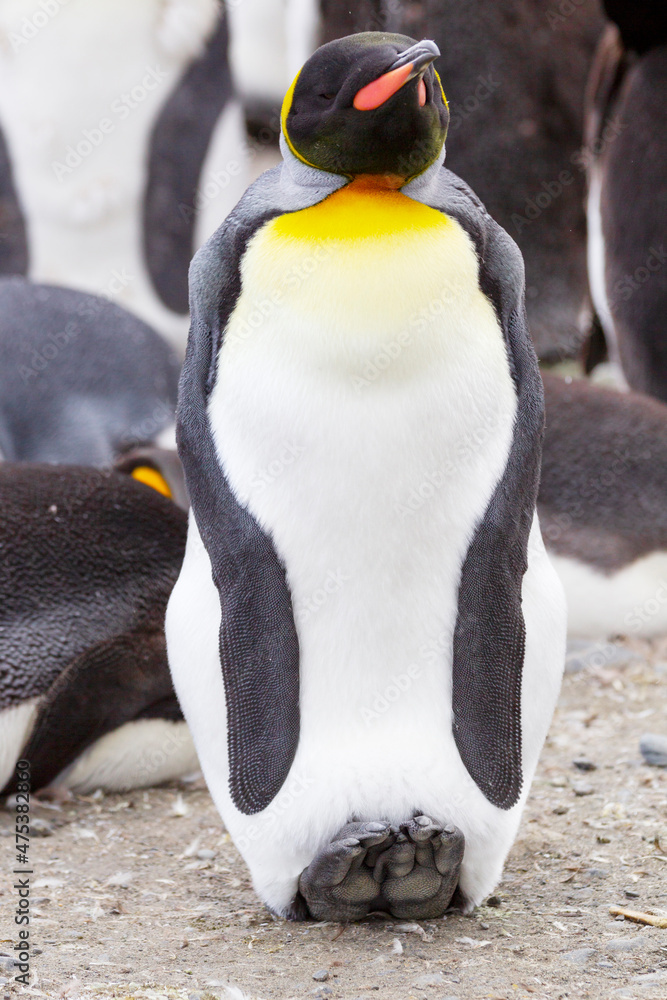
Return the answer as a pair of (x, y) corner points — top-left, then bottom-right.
(177, 172), (334, 817)
(7, 632), (179, 794)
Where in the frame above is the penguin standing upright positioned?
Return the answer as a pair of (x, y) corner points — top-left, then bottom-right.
(167, 32), (566, 921)
(0, 0), (247, 350)
(585, 0), (667, 400)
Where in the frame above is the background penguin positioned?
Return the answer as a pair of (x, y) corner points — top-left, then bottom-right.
(115, 445), (189, 512)
(167, 32), (566, 922)
(226, 0), (605, 363)
(0, 458), (195, 797)
(0, 0), (247, 350)
(540, 373), (667, 640)
(0, 277), (180, 465)
(584, 0), (667, 400)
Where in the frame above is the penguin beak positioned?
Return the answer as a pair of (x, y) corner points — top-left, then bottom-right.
(353, 40), (440, 111)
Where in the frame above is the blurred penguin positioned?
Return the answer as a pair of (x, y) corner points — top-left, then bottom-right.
(540, 373), (667, 639)
(584, 0), (667, 401)
(0, 0), (248, 351)
(312, 0), (606, 362)
(0, 277), (180, 465)
(0, 457), (194, 796)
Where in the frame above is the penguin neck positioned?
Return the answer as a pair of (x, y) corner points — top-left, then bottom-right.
(350, 173), (406, 190)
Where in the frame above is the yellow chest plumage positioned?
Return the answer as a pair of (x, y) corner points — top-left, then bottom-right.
(230, 180), (489, 366)
(271, 179), (451, 242)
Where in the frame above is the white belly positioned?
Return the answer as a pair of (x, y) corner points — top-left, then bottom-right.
(168, 205), (565, 912)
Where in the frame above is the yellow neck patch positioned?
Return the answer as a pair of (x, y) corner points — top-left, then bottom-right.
(270, 178), (450, 243)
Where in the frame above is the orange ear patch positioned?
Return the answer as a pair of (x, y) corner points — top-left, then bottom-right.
(131, 465), (172, 499)
(353, 63), (414, 111)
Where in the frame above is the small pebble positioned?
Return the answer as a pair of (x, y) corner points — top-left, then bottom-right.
(312, 970), (329, 982)
(479, 922), (489, 930)
(573, 757), (597, 771)
(586, 868), (609, 879)
(486, 895), (501, 907)
(572, 781), (594, 796)
(414, 973), (445, 986)
(563, 947), (596, 965)
(607, 937), (643, 953)
(30, 817), (53, 836)
(597, 960), (614, 968)
(639, 733), (667, 768)
(196, 849), (216, 860)
(624, 888), (640, 899)
(553, 804), (569, 815)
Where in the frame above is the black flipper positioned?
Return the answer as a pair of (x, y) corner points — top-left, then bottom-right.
(7, 632), (179, 794)
(143, 7), (234, 314)
(179, 165), (345, 815)
(179, 175), (303, 815)
(408, 168), (544, 810)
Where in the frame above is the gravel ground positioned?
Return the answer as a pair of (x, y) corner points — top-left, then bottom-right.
(1, 637), (667, 1000)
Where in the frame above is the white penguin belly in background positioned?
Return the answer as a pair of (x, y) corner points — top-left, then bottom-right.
(0, 0), (248, 351)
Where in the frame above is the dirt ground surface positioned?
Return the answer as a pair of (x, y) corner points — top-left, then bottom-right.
(2, 637), (667, 1000)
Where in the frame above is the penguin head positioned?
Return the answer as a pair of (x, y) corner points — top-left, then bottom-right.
(282, 32), (449, 182)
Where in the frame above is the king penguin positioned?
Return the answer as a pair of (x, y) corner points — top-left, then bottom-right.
(0, 458), (195, 797)
(585, 0), (667, 400)
(166, 32), (566, 921)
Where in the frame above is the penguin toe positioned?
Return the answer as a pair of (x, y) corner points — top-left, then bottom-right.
(297, 820), (393, 922)
(376, 816), (465, 920)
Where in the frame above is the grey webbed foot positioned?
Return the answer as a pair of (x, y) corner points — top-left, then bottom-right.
(297, 821), (394, 921)
(295, 815), (465, 922)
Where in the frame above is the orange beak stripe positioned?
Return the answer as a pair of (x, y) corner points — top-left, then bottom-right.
(353, 62), (414, 111)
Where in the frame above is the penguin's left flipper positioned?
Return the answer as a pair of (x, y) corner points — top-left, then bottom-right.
(295, 816), (464, 922)
(406, 167), (545, 811)
(7, 631), (178, 794)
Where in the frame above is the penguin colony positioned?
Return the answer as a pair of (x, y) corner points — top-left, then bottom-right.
(0, 1), (666, 926)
